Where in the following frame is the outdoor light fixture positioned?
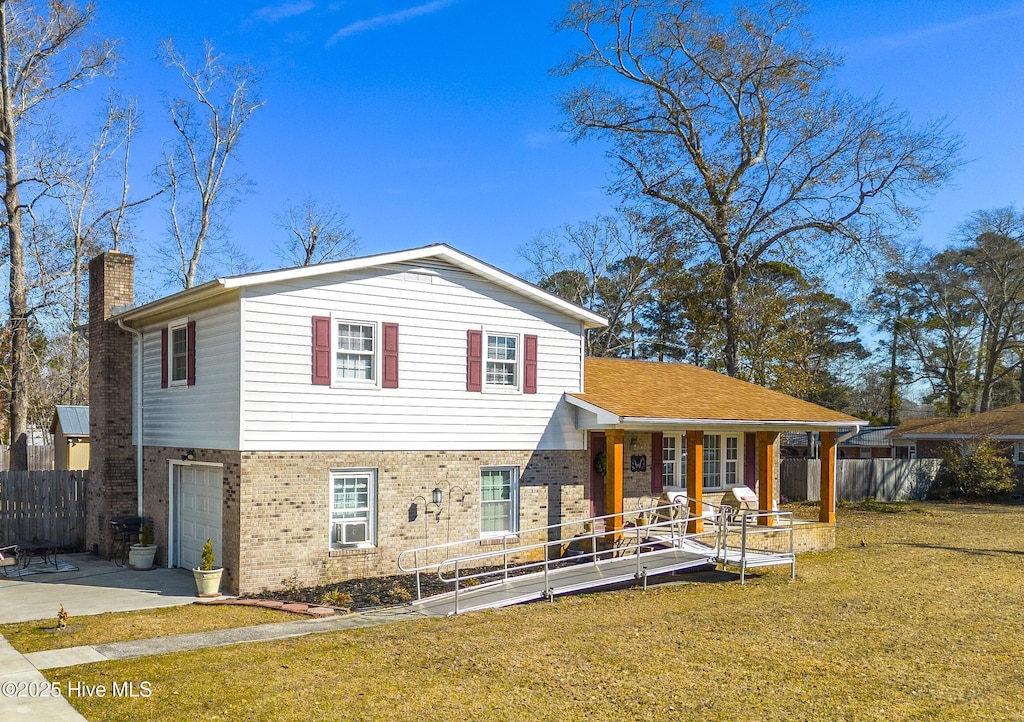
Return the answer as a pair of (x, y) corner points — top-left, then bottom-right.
(181, 449), (195, 461)
(431, 487), (443, 505)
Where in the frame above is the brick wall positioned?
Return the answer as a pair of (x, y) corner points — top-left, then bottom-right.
(234, 449), (590, 594)
(86, 252), (138, 557)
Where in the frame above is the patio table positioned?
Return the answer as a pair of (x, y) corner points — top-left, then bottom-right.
(15, 539), (58, 570)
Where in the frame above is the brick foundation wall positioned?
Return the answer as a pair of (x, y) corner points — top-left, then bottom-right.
(139, 448), (589, 595)
(141, 446), (243, 593)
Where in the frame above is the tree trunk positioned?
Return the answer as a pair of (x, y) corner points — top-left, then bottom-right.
(0, 2), (28, 470)
(721, 260), (741, 377)
(886, 313), (900, 425)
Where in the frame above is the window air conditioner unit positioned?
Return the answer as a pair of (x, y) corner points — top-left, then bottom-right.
(335, 521), (367, 545)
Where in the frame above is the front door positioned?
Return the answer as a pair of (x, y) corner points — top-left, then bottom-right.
(590, 432), (606, 518)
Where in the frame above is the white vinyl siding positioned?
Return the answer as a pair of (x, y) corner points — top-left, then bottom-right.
(238, 260), (586, 451)
(140, 302), (241, 450)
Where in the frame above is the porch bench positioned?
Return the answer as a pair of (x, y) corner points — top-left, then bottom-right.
(0, 544), (21, 578)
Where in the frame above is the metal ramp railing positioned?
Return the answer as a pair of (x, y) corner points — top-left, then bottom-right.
(398, 499), (796, 616)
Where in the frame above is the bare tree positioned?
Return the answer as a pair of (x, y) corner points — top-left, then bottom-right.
(0, 0), (115, 468)
(161, 39), (263, 289)
(557, 0), (963, 377)
(274, 197), (359, 266)
(43, 93), (164, 404)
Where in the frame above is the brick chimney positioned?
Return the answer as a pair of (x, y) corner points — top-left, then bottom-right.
(86, 251), (137, 557)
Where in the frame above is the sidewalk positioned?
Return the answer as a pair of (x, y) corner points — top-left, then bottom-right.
(0, 554), (429, 720)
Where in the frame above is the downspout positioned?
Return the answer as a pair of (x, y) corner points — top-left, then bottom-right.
(116, 319), (144, 516)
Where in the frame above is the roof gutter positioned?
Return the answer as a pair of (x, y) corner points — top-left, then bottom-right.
(618, 417), (862, 431)
(116, 319), (144, 517)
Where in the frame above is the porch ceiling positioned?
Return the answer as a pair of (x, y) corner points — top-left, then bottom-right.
(568, 358), (861, 431)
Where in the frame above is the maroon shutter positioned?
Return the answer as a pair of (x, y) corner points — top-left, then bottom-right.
(186, 321), (197, 386)
(523, 334), (538, 394)
(160, 328), (169, 389)
(382, 322), (399, 388)
(651, 432), (664, 494)
(312, 316), (331, 385)
(466, 330), (482, 392)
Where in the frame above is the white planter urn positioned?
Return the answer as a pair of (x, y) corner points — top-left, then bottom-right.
(128, 544), (157, 571)
(193, 567), (223, 597)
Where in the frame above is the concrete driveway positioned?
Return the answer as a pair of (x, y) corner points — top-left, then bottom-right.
(0, 553), (201, 624)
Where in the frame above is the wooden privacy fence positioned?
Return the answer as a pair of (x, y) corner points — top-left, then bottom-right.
(0, 445), (55, 470)
(780, 458), (942, 503)
(0, 470), (89, 549)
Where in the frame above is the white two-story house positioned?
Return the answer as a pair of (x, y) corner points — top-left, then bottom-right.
(88, 244), (856, 595)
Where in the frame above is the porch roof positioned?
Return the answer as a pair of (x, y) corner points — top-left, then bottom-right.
(567, 358), (860, 430)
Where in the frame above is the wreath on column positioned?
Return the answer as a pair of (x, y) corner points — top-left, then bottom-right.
(593, 450), (607, 476)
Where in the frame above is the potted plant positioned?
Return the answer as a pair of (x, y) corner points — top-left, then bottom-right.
(192, 538), (223, 597)
(128, 523), (157, 571)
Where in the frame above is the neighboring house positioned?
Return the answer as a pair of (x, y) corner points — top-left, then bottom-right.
(87, 245), (860, 595)
(782, 427), (898, 459)
(50, 406), (90, 470)
(889, 404), (1024, 466)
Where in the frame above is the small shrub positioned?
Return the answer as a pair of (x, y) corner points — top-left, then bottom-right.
(279, 572), (303, 598)
(318, 590), (354, 609)
(385, 584), (412, 603)
(140, 524), (153, 546)
(931, 439), (1016, 500)
(57, 604), (69, 630)
(200, 539), (216, 570)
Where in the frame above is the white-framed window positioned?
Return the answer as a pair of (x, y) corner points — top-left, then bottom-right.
(725, 436), (739, 486)
(168, 318), (189, 386)
(335, 319), (377, 384)
(661, 434), (689, 487)
(480, 466), (518, 536)
(1015, 442), (1024, 465)
(329, 469), (376, 549)
(485, 332), (518, 389)
(704, 434), (722, 488)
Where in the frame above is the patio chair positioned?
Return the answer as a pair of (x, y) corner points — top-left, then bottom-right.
(0, 544), (21, 579)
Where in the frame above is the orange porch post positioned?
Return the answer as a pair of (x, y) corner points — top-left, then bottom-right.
(685, 431), (704, 533)
(756, 431), (778, 526)
(605, 429), (625, 534)
(819, 431), (837, 523)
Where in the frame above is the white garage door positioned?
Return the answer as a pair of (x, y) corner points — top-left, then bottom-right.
(174, 464), (223, 570)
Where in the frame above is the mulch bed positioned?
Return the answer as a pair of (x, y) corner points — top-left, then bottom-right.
(252, 571), (454, 611)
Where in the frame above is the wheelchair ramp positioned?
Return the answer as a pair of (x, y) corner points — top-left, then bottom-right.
(411, 546), (714, 617)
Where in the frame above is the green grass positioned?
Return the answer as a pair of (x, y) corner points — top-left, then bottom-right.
(40, 503), (1024, 721)
(0, 604), (295, 654)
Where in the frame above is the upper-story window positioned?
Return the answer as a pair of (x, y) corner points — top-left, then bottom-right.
(161, 317), (195, 389)
(312, 316), (399, 388)
(486, 333), (518, 388)
(1015, 442), (1024, 465)
(336, 322), (376, 382)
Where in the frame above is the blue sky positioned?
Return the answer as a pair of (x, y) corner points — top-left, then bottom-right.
(81, 0), (1024, 291)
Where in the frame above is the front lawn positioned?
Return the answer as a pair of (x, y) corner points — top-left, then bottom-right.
(0, 604), (295, 654)
(45, 503), (1024, 721)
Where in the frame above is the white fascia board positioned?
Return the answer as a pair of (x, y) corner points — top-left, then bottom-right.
(619, 417), (862, 432)
(221, 244), (609, 329)
(563, 394), (621, 426)
(112, 280), (232, 324)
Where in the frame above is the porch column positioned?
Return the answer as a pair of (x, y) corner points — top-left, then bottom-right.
(756, 431), (778, 527)
(605, 429), (625, 534)
(819, 431), (837, 523)
(685, 431), (704, 533)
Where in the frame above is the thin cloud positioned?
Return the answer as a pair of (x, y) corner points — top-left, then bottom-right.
(856, 4), (1024, 51)
(327, 0), (456, 45)
(254, 1), (316, 23)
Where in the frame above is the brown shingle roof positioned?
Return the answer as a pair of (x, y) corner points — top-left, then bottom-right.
(890, 403), (1024, 438)
(571, 358), (859, 425)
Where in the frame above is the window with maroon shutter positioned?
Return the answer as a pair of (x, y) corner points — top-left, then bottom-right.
(651, 432), (664, 493)
(186, 320), (197, 386)
(311, 316), (331, 385)
(466, 330), (482, 391)
(523, 334), (538, 394)
(382, 322), (399, 388)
